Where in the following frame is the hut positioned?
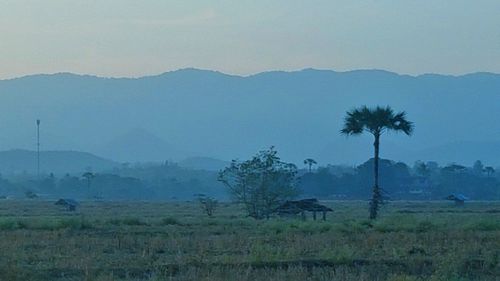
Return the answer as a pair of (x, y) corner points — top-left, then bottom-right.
(445, 193), (469, 206)
(55, 199), (79, 211)
(276, 198), (333, 220)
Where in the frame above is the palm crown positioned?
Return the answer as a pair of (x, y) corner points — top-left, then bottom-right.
(341, 106), (413, 137)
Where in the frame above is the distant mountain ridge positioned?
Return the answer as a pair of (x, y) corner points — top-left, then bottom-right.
(6, 67), (497, 81)
(0, 149), (118, 175)
(96, 128), (191, 163)
(178, 156), (229, 171)
(1, 68), (499, 166)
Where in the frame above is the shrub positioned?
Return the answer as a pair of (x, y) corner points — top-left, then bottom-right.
(161, 217), (181, 226)
(0, 219), (18, 230)
(58, 217), (93, 230)
(121, 217), (148, 226)
(196, 194), (218, 217)
(106, 217), (148, 226)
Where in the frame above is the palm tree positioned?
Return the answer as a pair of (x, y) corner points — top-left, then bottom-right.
(484, 166), (495, 177)
(82, 172), (95, 199)
(303, 158), (317, 172)
(341, 106), (413, 219)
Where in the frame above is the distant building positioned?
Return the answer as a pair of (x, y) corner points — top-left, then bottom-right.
(445, 193), (469, 205)
(55, 199), (79, 211)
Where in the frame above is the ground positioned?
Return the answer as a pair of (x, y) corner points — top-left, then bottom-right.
(0, 200), (499, 281)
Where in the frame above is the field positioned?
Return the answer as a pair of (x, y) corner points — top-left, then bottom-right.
(0, 200), (499, 281)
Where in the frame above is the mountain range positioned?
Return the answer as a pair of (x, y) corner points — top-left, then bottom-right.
(0, 68), (499, 167)
(0, 149), (118, 175)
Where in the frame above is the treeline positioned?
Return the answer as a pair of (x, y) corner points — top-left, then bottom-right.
(300, 159), (499, 200)
(0, 159), (498, 201)
(0, 162), (227, 201)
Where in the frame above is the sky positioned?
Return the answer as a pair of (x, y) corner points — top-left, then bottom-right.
(0, 0), (499, 79)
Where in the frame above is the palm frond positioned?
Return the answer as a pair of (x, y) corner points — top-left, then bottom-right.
(391, 111), (414, 135)
(340, 105), (413, 137)
(340, 108), (365, 135)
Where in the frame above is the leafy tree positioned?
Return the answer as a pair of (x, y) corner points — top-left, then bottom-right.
(218, 147), (298, 219)
(299, 167), (337, 197)
(341, 106), (413, 219)
(473, 160), (484, 175)
(303, 158), (317, 172)
(357, 158), (411, 195)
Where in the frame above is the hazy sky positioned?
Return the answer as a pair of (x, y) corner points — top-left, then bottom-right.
(0, 0), (499, 79)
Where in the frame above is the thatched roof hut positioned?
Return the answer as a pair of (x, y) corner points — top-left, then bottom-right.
(55, 198), (79, 211)
(276, 198), (332, 220)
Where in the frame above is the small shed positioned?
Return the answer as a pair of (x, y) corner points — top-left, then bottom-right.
(445, 193), (469, 206)
(276, 198), (333, 220)
(55, 199), (79, 211)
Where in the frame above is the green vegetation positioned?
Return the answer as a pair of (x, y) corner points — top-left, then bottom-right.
(0, 200), (498, 280)
(218, 147), (298, 219)
(1, 155), (499, 203)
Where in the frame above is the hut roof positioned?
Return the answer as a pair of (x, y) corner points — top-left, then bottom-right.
(55, 198), (79, 207)
(445, 193), (469, 202)
(276, 198), (333, 214)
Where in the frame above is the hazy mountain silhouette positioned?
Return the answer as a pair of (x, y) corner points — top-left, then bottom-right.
(0, 149), (118, 175)
(178, 157), (229, 171)
(1, 68), (499, 166)
(96, 128), (190, 163)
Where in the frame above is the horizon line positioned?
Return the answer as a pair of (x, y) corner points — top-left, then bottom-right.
(1, 67), (499, 82)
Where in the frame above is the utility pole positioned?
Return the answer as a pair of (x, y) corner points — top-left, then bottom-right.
(37, 119), (40, 180)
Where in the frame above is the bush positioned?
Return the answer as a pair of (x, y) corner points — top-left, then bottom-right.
(121, 217), (148, 226)
(197, 194), (218, 217)
(161, 217), (181, 226)
(107, 217), (148, 226)
(0, 219), (18, 230)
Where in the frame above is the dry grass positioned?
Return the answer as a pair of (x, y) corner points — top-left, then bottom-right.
(0, 200), (499, 280)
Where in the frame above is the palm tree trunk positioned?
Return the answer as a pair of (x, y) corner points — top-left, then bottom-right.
(370, 133), (381, 219)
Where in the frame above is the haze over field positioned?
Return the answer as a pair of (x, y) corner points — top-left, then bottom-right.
(0, 68), (499, 167)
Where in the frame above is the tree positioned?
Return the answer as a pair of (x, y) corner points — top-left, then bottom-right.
(196, 194), (218, 217)
(303, 158), (317, 172)
(484, 166), (495, 177)
(341, 106), (413, 219)
(25, 190), (38, 199)
(414, 161), (431, 177)
(442, 164), (466, 174)
(218, 147), (298, 219)
(82, 172), (95, 198)
(473, 160), (484, 175)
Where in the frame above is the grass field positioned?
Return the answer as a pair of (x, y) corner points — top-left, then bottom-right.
(0, 200), (499, 281)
